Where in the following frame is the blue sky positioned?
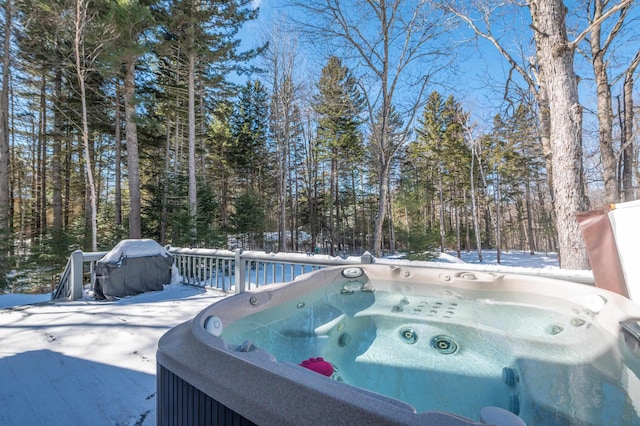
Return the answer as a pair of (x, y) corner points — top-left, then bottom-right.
(238, 0), (639, 140)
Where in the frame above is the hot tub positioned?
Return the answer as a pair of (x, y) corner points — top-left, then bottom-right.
(157, 264), (640, 425)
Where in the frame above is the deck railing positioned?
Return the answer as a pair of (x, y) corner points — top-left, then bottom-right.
(170, 248), (375, 292)
(53, 245), (594, 301)
(52, 247), (375, 301)
(52, 250), (108, 301)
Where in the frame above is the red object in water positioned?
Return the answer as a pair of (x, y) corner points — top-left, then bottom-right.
(299, 357), (334, 377)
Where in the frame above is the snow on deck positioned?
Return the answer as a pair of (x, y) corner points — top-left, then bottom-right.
(0, 285), (230, 426)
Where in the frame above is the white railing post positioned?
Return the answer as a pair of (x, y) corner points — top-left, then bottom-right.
(234, 248), (245, 293)
(69, 250), (84, 301)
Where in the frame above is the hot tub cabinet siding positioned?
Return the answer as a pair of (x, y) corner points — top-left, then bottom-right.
(157, 363), (256, 426)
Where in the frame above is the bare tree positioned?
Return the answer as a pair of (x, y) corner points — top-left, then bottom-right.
(262, 20), (303, 252)
(586, 0), (631, 204)
(621, 49), (640, 201)
(73, 0), (116, 250)
(74, 0), (97, 251)
(530, 0), (635, 268)
(462, 119), (483, 262)
(447, 0), (630, 269)
(289, 0), (453, 256)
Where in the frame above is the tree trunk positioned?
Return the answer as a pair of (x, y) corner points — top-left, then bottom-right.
(115, 82), (122, 228)
(622, 50), (639, 201)
(437, 164), (445, 252)
(0, 0), (11, 269)
(329, 151), (337, 256)
(278, 137), (287, 252)
(161, 116), (170, 245)
(525, 177), (536, 254)
(30, 135), (38, 241)
(75, 0), (97, 251)
(372, 156), (390, 257)
(455, 203), (461, 258)
(589, 4), (618, 203)
(38, 76), (47, 239)
(124, 57), (141, 239)
(536, 85), (556, 205)
(351, 170), (360, 253)
(495, 171), (501, 264)
(387, 175), (396, 255)
(64, 139), (71, 228)
(187, 53), (197, 243)
(529, 0), (589, 269)
(52, 65), (63, 239)
(470, 147), (483, 261)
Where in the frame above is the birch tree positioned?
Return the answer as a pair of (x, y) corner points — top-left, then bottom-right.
(74, 0), (114, 251)
(463, 120), (484, 262)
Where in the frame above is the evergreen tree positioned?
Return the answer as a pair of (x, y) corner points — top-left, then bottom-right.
(313, 56), (364, 255)
(231, 190), (265, 249)
(105, 0), (155, 240)
(229, 80), (270, 191)
(412, 91), (471, 253)
(486, 103), (548, 254)
(154, 0), (261, 243)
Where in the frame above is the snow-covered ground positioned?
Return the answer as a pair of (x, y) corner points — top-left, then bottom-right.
(0, 250), (584, 426)
(0, 284), (228, 426)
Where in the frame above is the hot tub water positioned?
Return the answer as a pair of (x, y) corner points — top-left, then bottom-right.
(216, 277), (638, 424)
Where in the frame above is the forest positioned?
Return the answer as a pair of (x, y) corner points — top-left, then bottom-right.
(0, 0), (638, 290)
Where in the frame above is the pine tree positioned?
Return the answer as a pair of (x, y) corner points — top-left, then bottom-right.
(229, 80), (270, 191)
(231, 190), (265, 249)
(313, 56), (364, 256)
(412, 92), (471, 254)
(105, 0), (155, 240)
(155, 0), (261, 244)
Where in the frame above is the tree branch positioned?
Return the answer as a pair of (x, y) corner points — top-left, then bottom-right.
(569, 0), (632, 49)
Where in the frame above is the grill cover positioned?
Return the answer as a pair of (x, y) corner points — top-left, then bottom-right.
(94, 239), (173, 300)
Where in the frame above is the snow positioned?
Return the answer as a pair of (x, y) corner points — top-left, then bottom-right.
(0, 284), (228, 426)
(0, 292), (52, 309)
(0, 249), (588, 425)
(99, 239), (171, 263)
